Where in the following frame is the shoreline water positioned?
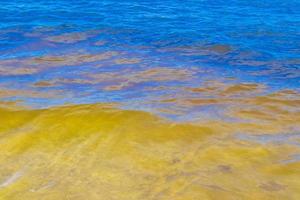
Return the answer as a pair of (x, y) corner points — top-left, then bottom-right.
(1, 0), (299, 199)
(0, 102), (300, 199)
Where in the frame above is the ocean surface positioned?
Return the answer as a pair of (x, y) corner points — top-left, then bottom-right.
(0, 0), (300, 199)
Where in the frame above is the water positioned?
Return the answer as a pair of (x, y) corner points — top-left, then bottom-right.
(0, 0), (299, 113)
(0, 0), (300, 199)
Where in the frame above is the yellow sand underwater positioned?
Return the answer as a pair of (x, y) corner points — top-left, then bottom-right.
(0, 103), (300, 200)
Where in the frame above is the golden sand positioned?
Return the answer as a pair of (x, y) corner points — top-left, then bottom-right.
(0, 103), (299, 199)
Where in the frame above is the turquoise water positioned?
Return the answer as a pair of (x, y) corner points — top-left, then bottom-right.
(0, 0), (299, 120)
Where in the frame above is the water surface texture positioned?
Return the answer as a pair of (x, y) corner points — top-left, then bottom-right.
(0, 0), (300, 199)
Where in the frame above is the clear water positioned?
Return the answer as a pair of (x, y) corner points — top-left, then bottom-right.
(1, 0), (299, 117)
(1, 1), (300, 199)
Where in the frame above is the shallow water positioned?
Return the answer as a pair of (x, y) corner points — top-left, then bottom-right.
(0, 0), (300, 199)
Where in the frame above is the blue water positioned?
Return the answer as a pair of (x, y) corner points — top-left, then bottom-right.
(0, 0), (299, 120)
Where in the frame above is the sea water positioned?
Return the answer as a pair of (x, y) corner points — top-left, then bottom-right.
(0, 0), (299, 199)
